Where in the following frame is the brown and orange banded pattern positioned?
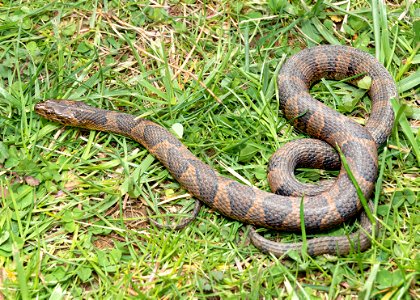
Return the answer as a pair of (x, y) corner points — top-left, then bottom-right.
(35, 45), (396, 256)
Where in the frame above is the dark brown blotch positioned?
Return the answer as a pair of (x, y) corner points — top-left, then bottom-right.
(226, 182), (255, 219)
(143, 125), (183, 148)
(302, 196), (331, 231)
(116, 114), (144, 133)
(188, 160), (218, 205)
(166, 148), (190, 179)
(75, 110), (107, 126)
(262, 195), (292, 229)
(333, 184), (359, 221)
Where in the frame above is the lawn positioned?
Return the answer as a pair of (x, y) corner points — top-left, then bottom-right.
(0, 0), (419, 298)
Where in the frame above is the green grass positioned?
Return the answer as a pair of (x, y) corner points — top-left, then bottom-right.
(0, 0), (419, 298)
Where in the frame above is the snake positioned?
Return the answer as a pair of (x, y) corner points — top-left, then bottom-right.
(35, 45), (396, 256)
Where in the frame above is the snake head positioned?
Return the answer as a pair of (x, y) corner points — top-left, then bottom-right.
(35, 100), (94, 126)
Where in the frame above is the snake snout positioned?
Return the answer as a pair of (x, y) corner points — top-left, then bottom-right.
(35, 100), (78, 124)
(35, 101), (55, 118)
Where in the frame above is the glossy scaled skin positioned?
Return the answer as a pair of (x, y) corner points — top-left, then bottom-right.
(35, 45), (396, 256)
(251, 45), (395, 255)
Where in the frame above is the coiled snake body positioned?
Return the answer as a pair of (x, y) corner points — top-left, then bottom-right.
(36, 45), (396, 256)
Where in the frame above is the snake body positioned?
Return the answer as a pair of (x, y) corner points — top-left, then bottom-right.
(35, 45), (396, 256)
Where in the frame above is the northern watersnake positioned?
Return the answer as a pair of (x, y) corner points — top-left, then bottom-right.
(35, 45), (396, 256)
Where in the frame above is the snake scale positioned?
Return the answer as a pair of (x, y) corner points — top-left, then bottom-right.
(35, 45), (396, 256)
